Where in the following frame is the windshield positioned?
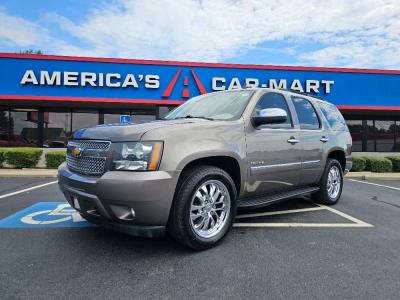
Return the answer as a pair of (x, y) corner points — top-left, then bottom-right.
(164, 90), (253, 121)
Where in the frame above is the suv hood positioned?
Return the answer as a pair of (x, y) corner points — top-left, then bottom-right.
(71, 119), (210, 141)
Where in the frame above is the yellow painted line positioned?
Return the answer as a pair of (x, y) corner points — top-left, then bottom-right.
(233, 223), (374, 228)
(236, 206), (325, 219)
(317, 203), (373, 226)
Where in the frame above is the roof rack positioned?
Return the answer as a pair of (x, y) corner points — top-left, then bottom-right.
(278, 88), (326, 101)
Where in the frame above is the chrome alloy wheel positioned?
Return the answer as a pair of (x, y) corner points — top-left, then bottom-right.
(327, 165), (341, 199)
(189, 180), (231, 239)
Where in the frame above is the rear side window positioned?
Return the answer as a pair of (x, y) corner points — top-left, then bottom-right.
(318, 102), (347, 131)
(291, 96), (320, 130)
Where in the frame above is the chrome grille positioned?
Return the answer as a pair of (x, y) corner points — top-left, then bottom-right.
(68, 140), (111, 151)
(66, 140), (110, 176)
(66, 156), (107, 176)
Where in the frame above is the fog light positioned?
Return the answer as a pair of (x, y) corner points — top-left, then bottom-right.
(110, 205), (136, 221)
(72, 196), (80, 210)
(119, 208), (135, 221)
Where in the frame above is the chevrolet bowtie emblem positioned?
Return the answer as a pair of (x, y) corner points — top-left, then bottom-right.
(71, 147), (82, 158)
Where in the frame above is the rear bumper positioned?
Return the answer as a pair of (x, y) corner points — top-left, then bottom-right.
(344, 155), (352, 175)
(58, 163), (180, 236)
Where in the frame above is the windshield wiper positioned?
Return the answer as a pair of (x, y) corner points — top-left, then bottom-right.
(172, 115), (214, 121)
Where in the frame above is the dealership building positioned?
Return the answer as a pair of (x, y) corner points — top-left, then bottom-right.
(0, 53), (399, 152)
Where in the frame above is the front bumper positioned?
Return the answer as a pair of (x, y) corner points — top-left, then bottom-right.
(58, 163), (180, 237)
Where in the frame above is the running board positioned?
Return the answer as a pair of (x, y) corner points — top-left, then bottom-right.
(237, 186), (320, 209)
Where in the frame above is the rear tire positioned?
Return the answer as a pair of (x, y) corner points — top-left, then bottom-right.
(312, 158), (343, 205)
(168, 165), (237, 250)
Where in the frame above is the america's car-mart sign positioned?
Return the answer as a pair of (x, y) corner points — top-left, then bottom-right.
(1, 53), (400, 110)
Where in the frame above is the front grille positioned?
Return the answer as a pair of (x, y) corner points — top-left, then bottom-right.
(66, 156), (107, 176)
(66, 140), (110, 176)
(68, 140), (111, 151)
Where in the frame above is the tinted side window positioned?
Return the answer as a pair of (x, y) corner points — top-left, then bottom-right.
(291, 96), (320, 130)
(254, 92), (292, 129)
(319, 102), (347, 131)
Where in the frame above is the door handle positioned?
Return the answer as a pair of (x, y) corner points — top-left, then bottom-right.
(287, 137), (299, 144)
(320, 136), (329, 143)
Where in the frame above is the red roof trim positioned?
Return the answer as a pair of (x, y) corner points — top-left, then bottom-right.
(0, 95), (399, 111)
(0, 95), (184, 105)
(1, 52), (400, 75)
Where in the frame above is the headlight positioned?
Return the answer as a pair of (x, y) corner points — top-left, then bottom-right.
(112, 142), (163, 171)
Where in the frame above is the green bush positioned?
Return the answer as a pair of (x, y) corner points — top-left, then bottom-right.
(45, 151), (66, 168)
(351, 157), (366, 172)
(4, 148), (43, 168)
(363, 157), (372, 171)
(367, 157), (393, 173)
(385, 156), (400, 172)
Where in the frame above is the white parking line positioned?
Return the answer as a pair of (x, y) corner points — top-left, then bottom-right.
(234, 202), (373, 228)
(234, 223), (373, 228)
(0, 181), (58, 200)
(348, 179), (400, 192)
(236, 206), (325, 219)
(317, 203), (372, 226)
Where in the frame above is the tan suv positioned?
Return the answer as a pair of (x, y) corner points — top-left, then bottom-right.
(58, 88), (352, 250)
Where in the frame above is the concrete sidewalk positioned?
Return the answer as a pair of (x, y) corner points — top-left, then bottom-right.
(345, 171), (400, 180)
(0, 168), (57, 177)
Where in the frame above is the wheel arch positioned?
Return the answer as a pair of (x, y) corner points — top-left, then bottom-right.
(177, 154), (242, 196)
(327, 148), (346, 172)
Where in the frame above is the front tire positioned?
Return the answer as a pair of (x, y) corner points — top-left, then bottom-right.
(168, 165), (237, 250)
(312, 158), (343, 205)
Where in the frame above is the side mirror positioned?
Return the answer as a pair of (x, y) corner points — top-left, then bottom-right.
(252, 108), (288, 127)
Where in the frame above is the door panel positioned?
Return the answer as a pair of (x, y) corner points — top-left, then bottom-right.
(290, 96), (324, 186)
(299, 131), (324, 185)
(246, 129), (302, 196)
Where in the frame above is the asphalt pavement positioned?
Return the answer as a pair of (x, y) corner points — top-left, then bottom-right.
(0, 177), (399, 299)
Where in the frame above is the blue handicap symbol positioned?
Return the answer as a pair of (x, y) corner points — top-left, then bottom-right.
(119, 115), (131, 123)
(0, 202), (95, 228)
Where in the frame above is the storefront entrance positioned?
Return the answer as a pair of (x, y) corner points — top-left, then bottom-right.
(0, 105), (174, 148)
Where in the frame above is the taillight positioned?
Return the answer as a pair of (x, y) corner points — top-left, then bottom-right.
(349, 134), (352, 154)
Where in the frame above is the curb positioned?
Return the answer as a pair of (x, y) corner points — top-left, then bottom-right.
(0, 169), (57, 178)
(345, 172), (400, 180)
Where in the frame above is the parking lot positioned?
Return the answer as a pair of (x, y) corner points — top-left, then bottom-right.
(0, 177), (399, 299)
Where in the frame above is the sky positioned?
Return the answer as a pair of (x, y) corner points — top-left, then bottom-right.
(0, 0), (399, 69)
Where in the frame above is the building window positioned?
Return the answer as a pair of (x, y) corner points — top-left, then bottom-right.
(9, 109), (39, 147)
(43, 111), (71, 148)
(347, 120), (363, 152)
(131, 111), (156, 124)
(71, 110), (99, 133)
(374, 120), (395, 152)
(395, 121), (400, 152)
(347, 119), (399, 152)
(103, 110), (130, 124)
(0, 108), (10, 147)
(365, 120), (375, 152)
(157, 106), (175, 119)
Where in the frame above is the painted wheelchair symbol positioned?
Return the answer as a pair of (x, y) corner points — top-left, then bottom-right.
(20, 203), (85, 225)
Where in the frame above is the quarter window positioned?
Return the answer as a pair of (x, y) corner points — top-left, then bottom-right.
(319, 102), (347, 130)
(291, 97), (320, 130)
(253, 92), (292, 129)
